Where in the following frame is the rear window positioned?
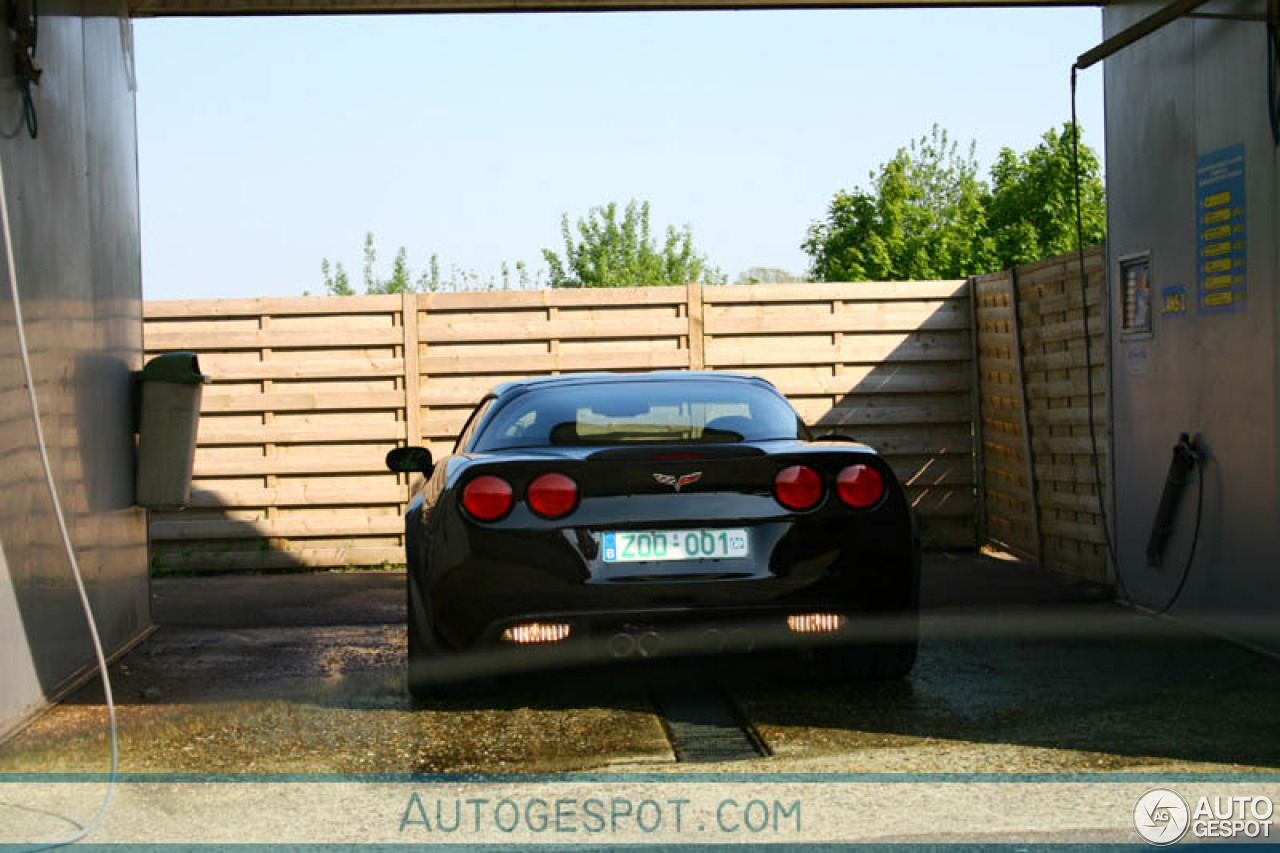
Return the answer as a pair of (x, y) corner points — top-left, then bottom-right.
(472, 379), (806, 450)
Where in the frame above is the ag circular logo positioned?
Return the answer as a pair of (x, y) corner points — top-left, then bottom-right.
(1134, 788), (1190, 845)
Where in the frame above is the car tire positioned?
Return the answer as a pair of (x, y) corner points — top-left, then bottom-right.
(407, 570), (496, 700)
(406, 607), (435, 700)
(816, 638), (917, 682)
(406, 571), (454, 700)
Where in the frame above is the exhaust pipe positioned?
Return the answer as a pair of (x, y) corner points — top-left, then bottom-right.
(637, 631), (662, 658)
(700, 628), (727, 653)
(608, 632), (637, 658)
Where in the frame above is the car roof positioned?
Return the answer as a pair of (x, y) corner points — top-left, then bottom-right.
(488, 370), (778, 399)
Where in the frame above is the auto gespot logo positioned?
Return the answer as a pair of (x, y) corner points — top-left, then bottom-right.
(1134, 789), (1274, 845)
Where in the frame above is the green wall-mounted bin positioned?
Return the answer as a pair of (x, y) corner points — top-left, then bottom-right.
(136, 352), (209, 509)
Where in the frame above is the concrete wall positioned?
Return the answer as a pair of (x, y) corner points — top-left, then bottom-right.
(0, 0), (149, 738)
(1104, 1), (1280, 649)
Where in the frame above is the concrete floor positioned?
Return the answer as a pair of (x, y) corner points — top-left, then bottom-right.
(2, 553), (1279, 776)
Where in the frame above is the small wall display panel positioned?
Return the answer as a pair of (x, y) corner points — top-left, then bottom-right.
(1119, 252), (1152, 338)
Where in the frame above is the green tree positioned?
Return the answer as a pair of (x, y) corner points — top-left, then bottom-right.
(322, 234), (448, 294)
(320, 257), (353, 296)
(985, 123), (1106, 269)
(542, 199), (726, 288)
(367, 246), (413, 294)
(735, 266), (803, 285)
(803, 125), (994, 281)
(361, 232), (378, 292)
(415, 254), (442, 292)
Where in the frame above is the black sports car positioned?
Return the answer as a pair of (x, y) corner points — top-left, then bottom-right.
(386, 371), (919, 696)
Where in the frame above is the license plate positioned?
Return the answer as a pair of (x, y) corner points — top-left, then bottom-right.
(602, 529), (749, 563)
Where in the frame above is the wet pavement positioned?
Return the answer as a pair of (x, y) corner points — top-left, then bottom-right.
(2, 553), (1279, 776)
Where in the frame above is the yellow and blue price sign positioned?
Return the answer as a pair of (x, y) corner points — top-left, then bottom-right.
(1196, 144), (1247, 313)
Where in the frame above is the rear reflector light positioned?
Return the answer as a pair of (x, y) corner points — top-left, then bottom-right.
(462, 475), (513, 521)
(527, 472), (578, 518)
(837, 464), (885, 508)
(502, 622), (571, 644)
(787, 613), (847, 634)
(774, 464), (823, 510)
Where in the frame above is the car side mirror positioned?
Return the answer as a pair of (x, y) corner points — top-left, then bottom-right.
(386, 446), (434, 475)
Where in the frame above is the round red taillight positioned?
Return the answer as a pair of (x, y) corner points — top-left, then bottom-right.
(837, 464), (884, 508)
(462, 475), (513, 521)
(527, 472), (578, 519)
(774, 464), (823, 511)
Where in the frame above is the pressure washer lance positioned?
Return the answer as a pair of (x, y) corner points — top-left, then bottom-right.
(1145, 433), (1202, 569)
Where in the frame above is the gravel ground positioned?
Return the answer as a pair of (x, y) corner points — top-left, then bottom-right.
(0, 625), (672, 774)
(730, 609), (1280, 774)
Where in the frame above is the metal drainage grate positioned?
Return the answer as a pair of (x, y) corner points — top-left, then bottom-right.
(653, 684), (767, 763)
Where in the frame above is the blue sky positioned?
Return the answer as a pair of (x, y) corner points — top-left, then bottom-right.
(135, 8), (1105, 300)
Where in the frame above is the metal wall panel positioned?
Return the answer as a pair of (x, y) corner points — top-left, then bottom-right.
(0, 0), (148, 737)
(1104, 0), (1280, 649)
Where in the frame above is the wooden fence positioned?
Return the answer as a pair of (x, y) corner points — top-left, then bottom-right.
(144, 280), (976, 573)
(973, 246), (1109, 582)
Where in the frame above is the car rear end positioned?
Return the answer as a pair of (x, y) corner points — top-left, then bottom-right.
(420, 375), (919, 667)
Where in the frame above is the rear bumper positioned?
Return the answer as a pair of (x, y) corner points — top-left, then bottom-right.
(479, 603), (919, 660)
(413, 505), (920, 656)
(418, 549), (918, 654)
(406, 601), (919, 686)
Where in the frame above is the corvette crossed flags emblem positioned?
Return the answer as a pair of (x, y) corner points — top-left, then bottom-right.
(653, 472), (703, 492)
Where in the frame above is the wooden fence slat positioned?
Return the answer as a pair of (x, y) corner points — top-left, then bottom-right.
(422, 287), (687, 310)
(813, 403), (973, 427)
(1040, 490), (1102, 514)
(149, 547), (408, 573)
(151, 516), (403, 540)
(1010, 248), (1104, 279)
(192, 454), (389, 477)
(145, 295), (403, 318)
(1022, 348), (1091, 373)
(147, 327), (403, 351)
(201, 390), (404, 413)
(705, 303), (970, 335)
(771, 371), (972, 396)
(1020, 316), (1106, 347)
(1025, 375), (1106, 399)
(197, 422), (407, 445)
(422, 316), (687, 343)
(906, 489), (977, 519)
(1039, 517), (1107, 546)
(179, 358), (405, 382)
(703, 281), (968, 302)
(1028, 406), (1107, 428)
(1034, 461), (1108, 483)
(420, 350), (689, 377)
(706, 337), (973, 367)
(188, 485), (406, 507)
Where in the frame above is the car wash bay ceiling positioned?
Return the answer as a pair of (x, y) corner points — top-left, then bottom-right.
(129, 0), (1104, 18)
